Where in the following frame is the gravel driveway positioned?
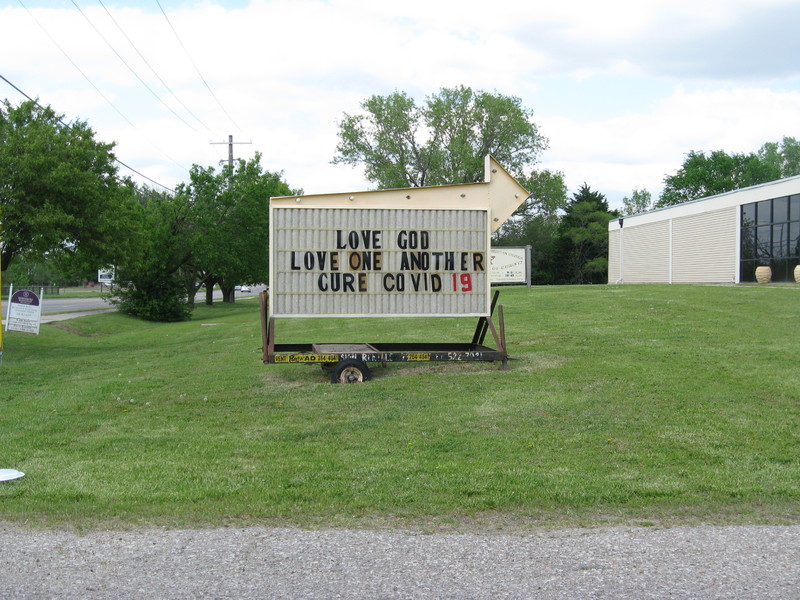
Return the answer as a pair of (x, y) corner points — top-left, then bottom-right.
(1, 524), (798, 599)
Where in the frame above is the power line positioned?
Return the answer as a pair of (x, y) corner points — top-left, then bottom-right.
(17, 1), (138, 134)
(15, 0), (188, 186)
(97, 0), (211, 133)
(71, 0), (200, 133)
(156, 0), (244, 135)
(0, 72), (174, 193)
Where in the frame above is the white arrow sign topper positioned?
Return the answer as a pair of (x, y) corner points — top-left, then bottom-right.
(269, 156), (529, 318)
(271, 155), (528, 233)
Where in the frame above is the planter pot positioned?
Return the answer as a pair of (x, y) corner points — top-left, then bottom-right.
(755, 266), (772, 284)
(795, 265), (800, 284)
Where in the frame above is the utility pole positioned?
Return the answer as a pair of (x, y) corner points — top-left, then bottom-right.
(210, 135), (252, 168)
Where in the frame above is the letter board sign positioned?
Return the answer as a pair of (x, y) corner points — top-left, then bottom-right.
(270, 207), (490, 317)
(268, 156), (528, 319)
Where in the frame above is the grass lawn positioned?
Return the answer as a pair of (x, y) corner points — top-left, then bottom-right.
(1, 284), (798, 532)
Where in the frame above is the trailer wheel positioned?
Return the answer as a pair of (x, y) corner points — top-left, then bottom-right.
(331, 359), (371, 384)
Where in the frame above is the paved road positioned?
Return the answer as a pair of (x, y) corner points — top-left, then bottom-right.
(0, 524), (798, 599)
(34, 287), (264, 322)
(39, 297), (115, 318)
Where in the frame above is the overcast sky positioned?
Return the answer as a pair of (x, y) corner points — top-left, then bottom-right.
(2, 0), (800, 209)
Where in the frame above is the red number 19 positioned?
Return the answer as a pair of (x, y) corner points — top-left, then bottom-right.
(452, 273), (472, 292)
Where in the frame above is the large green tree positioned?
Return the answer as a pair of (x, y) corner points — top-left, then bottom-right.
(181, 153), (294, 304)
(657, 138), (800, 208)
(657, 150), (778, 208)
(0, 99), (136, 277)
(332, 86), (548, 188)
(516, 168), (569, 217)
(551, 184), (618, 284)
(113, 156), (295, 320)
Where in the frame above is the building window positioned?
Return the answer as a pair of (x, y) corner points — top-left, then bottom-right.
(741, 195), (800, 282)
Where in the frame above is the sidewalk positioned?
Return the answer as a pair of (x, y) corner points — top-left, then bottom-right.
(40, 308), (117, 323)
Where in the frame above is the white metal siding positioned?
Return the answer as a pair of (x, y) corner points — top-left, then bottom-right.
(671, 207), (738, 283)
(608, 176), (800, 285)
(619, 221), (671, 283)
(608, 230), (621, 283)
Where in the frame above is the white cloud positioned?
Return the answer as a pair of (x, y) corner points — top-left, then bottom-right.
(2, 0), (800, 205)
(541, 85), (800, 207)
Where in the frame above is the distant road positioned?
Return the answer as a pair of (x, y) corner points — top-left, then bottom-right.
(41, 296), (113, 315)
(37, 286), (264, 318)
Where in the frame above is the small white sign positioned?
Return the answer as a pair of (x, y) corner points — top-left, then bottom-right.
(98, 268), (114, 284)
(490, 247), (529, 285)
(7, 289), (42, 335)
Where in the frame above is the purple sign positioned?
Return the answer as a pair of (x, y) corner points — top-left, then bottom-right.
(10, 290), (41, 307)
(8, 289), (42, 334)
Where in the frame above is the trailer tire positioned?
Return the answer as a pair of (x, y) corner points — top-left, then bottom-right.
(331, 359), (371, 384)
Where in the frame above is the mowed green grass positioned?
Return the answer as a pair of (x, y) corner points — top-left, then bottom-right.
(0, 284), (798, 531)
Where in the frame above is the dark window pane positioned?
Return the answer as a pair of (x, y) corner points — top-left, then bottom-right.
(790, 195), (800, 221)
(742, 202), (756, 226)
(772, 259), (789, 282)
(740, 260), (757, 283)
(757, 226), (772, 258)
(791, 222), (800, 257)
(741, 226), (757, 259)
(757, 200), (772, 225)
(773, 224), (788, 257)
(774, 197), (789, 222)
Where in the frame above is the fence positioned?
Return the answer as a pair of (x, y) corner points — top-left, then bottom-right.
(1, 285), (60, 297)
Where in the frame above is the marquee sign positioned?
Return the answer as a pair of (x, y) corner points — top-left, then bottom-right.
(269, 156), (528, 318)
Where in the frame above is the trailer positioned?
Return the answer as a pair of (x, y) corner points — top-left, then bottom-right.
(260, 290), (508, 383)
(262, 155), (527, 383)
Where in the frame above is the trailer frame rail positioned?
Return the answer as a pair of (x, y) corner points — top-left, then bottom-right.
(260, 290), (508, 383)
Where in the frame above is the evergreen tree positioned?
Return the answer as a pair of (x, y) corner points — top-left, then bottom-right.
(552, 184), (618, 284)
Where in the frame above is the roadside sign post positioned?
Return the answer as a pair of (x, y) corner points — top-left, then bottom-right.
(6, 289), (43, 335)
(98, 267), (115, 292)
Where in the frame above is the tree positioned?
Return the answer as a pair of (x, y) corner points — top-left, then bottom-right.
(757, 136), (800, 179)
(181, 153), (294, 303)
(622, 188), (653, 215)
(112, 187), (194, 322)
(332, 86), (548, 188)
(492, 212), (561, 284)
(493, 168), (568, 284)
(516, 168), (569, 217)
(657, 149), (780, 208)
(551, 184), (618, 284)
(0, 99), (137, 277)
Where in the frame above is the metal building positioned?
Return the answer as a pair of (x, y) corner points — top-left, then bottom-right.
(608, 176), (800, 284)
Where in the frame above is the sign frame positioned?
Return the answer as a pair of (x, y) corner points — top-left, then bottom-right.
(6, 289), (42, 335)
(268, 155), (529, 321)
(269, 205), (492, 318)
